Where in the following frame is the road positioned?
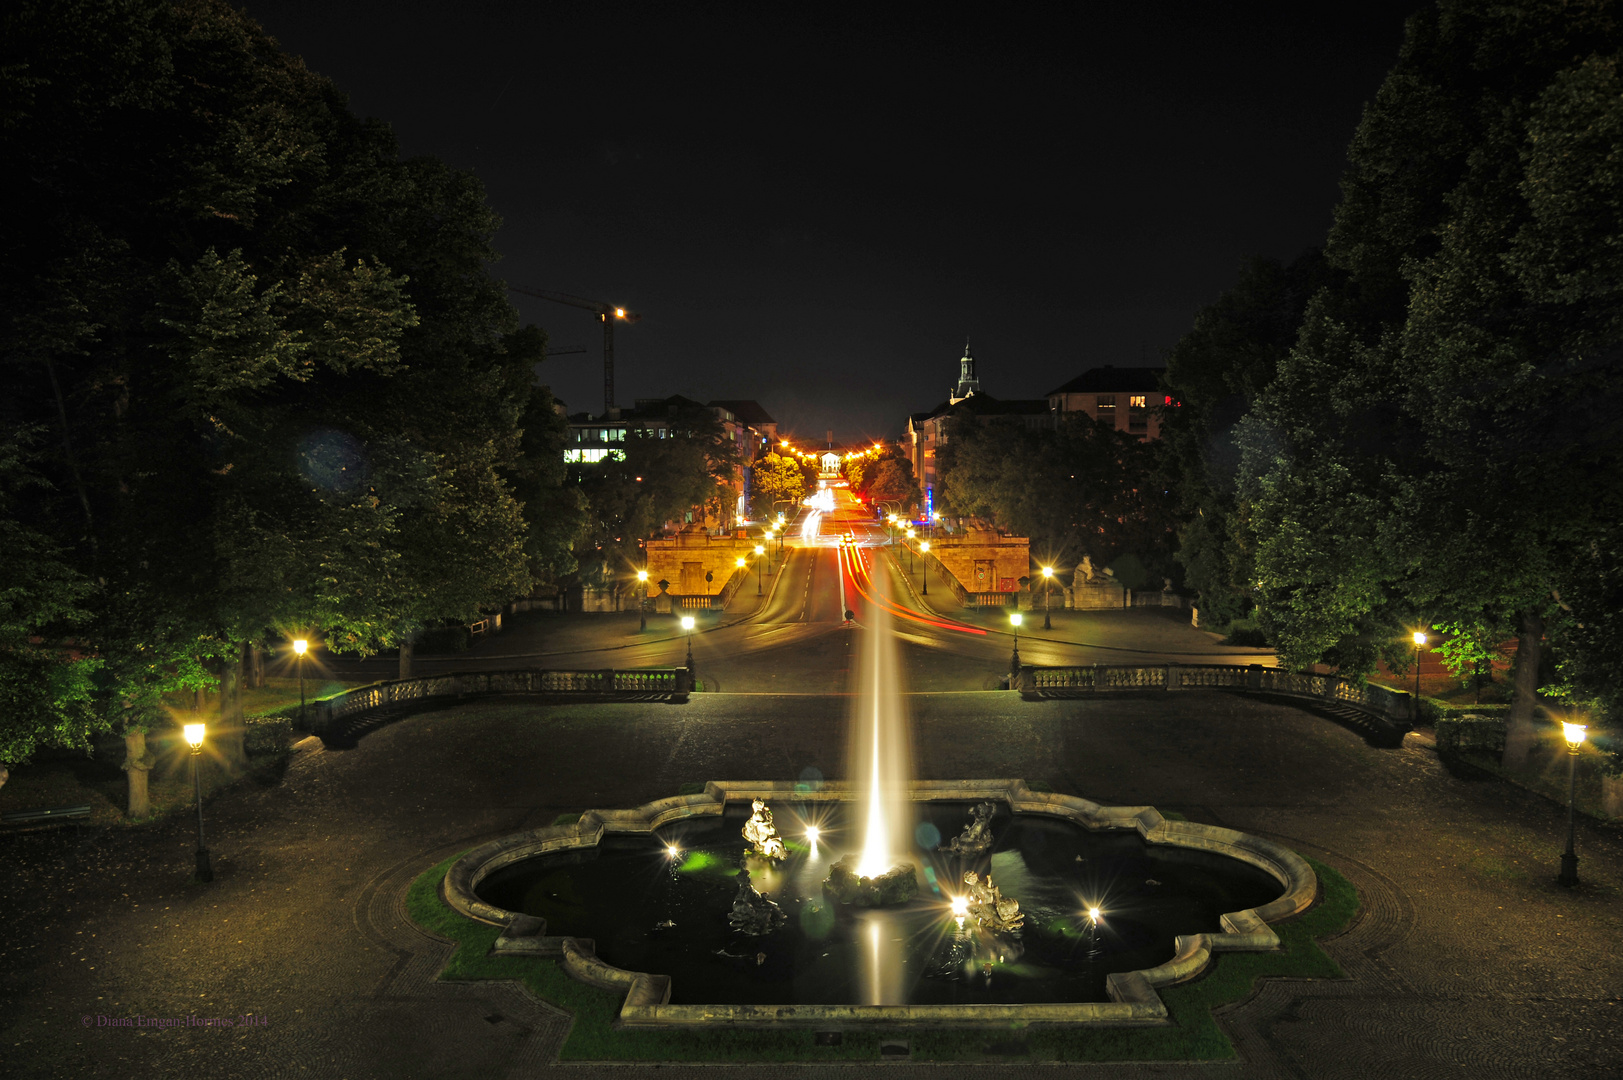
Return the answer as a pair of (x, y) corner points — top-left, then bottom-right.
(321, 487), (1274, 692)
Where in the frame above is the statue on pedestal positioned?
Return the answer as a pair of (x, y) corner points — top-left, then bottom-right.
(963, 870), (1023, 933)
(742, 799), (786, 860)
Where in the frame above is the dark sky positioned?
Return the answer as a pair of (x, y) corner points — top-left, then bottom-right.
(247, 1), (1419, 443)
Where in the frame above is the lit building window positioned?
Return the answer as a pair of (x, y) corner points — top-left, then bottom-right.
(563, 448), (624, 464)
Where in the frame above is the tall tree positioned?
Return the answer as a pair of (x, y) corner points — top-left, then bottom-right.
(2, 0), (546, 780)
(1161, 252), (1339, 627)
(1237, 1), (1623, 763)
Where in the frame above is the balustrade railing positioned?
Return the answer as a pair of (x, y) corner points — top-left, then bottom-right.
(1020, 662), (1412, 731)
(304, 667), (692, 731)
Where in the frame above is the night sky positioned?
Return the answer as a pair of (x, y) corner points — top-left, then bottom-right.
(247, 1), (1419, 443)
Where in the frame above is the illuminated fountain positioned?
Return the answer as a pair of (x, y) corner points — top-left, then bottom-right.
(823, 578), (918, 912)
(444, 562), (1322, 1027)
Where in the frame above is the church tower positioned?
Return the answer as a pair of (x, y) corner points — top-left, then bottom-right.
(950, 338), (980, 403)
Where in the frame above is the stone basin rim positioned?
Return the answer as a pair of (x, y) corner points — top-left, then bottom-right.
(439, 779), (1319, 1028)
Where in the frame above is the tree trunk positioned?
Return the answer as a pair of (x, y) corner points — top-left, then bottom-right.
(1501, 610), (1545, 771)
(398, 636), (414, 681)
(218, 642), (247, 770)
(121, 729), (154, 818)
(249, 645), (265, 689)
(1602, 773), (1623, 820)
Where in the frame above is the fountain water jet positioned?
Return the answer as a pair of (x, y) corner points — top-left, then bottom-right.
(823, 569), (919, 908)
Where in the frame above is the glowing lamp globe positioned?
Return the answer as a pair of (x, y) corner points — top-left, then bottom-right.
(680, 616), (696, 631)
(183, 723), (205, 750)
(1563, 722), (1588, 748)
(293, 638), (308, 656)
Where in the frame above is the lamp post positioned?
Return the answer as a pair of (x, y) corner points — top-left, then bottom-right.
(183, 723), (213, 882)
(919, 540), (930, 595)
(1041, 566), (1054, 630)
(293, 638), (308, 728)
(637, 569), (649, 631)
(754, 545), (765, 595)
(1009, 611), (1023, 686)
(905, 529), (916, 573)
(1411, 630), (1426, 723)
(681, 615), (696, 677)
(1559, 722), (1587, 886)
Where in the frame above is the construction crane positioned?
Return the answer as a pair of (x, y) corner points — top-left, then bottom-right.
(509, 287), (639, 415)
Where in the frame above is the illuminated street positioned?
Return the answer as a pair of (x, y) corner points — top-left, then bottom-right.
(324, 487), (1274, 694)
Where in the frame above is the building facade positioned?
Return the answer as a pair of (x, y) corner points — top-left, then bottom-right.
(563, 395), (777, 529)
(906, 342), (1052, 514)
(1044, 365), (1169, 440)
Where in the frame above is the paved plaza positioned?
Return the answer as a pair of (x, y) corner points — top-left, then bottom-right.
(2, 686), (1619, 1079)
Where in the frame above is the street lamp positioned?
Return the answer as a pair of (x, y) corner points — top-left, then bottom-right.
(1559, 722), (1587, 886)
(1411, 630), (1426, 723)
(919, 540), (930, 595)
(1009, 611), (1023, 685)
(293, 638), (308, 727)
(183, 722), (212, 882)
(905, 529), (916, 573)
(1041, 566), (1054, 629)
(637, 569), (649, 631)
(681, 614), (696, 675)
(754, 545), (765, 595)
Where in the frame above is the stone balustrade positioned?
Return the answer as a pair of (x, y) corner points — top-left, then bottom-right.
(1022, 661), (1413, 737)
(299, 667), (692, 735)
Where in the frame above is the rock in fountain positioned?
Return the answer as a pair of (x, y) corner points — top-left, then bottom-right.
(741, 799), (787, 860)
(823, 854), (919, 907)
(727, 862), (786, 935)
(942, 801), (997, 855)
(963, 870), (1023, 933)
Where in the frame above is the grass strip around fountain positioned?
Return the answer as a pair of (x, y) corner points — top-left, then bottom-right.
(407, 850), (1358, 1063)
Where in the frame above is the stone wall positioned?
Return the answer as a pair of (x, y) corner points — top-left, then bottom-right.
(927, 529), (1029, 594)
(645, 526), (757, 598)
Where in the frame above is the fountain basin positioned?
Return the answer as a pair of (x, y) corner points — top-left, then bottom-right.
(441, 780), (1318, 1028)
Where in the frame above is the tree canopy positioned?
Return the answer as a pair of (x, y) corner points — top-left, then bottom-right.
(940, 420), (1175, 572)
(0, 0), (568, 762)
(1221, 0), (1622, 754)
(749, 452), (807, 518)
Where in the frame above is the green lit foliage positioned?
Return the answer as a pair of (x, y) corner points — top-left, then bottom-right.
(1429, 620), (1502, 688)
(0, 428), (101, 764)
(749, 452), (807, 518)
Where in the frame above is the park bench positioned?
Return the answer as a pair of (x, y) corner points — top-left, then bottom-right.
(2, 803), (91, 834)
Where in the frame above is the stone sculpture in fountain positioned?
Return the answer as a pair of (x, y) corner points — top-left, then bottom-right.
(741, 799), (787, 860)
(823, 855), (919, 906)
(963, 870), (1023, 933)
(728, 861), (786, 935)
(942, 801), (997, 855)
